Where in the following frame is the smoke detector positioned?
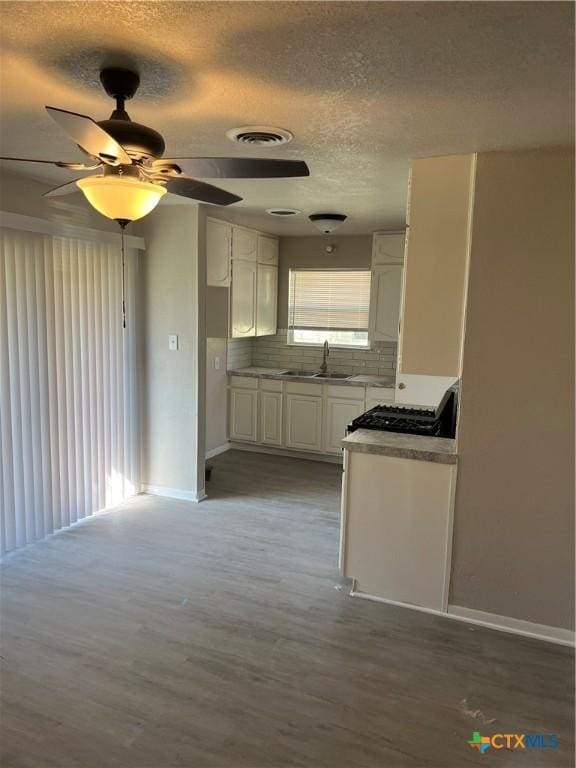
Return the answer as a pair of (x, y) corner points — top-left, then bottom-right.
(309, 213), (347, 234)
(226, 126), (293, 147)
(266, 208), (301, 216)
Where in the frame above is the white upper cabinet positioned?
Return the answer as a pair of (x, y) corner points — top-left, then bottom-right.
(232, 227), (258, 262)
(257, 234), (279, 265)
(230, 259), (257, 338)
(372, 233), (406, 265)
(256, 263), (278, 337)
(206, 218), (231, 287)
(226, 225), (278, 338)
(368, 232), (405, 343)
(369, 264), (403, 343)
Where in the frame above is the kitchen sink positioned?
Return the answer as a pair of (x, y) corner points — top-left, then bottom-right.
(313, 372), (353, 380)
(283, 370), (318, 377)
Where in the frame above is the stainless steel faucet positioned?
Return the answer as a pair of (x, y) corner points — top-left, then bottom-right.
(320, 340), (330, 373)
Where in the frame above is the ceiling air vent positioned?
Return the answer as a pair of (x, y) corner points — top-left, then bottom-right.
(226, 126), (293, 147)
(266, 208), (301, 216)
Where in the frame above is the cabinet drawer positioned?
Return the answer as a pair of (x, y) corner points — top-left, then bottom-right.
(286, 381), (322, 397)
(260, 378), (283, 392)
(326, 384), (365, 401)
(229, 375), (258, 389)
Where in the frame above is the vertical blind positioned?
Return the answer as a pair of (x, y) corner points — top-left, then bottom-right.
(0, 227), (140, 555)
(288, 269), (371, 330)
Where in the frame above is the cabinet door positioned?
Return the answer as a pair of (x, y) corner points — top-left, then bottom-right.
(368, 264), (403, 342)
(260, 391), (282, 445)
(232, 227), (258, 262)
(257, 235), (279, 265)
(206, 219), (231, 286)
(256, 264), (278, 337)
(324, 399), (366, 454)
(285, 395), (322, 452)
(229, 389), (258, 442)
(372, 233), (406, 265)
(231, 259), (256, 338)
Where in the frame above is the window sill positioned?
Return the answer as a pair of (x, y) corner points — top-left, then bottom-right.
(286, 342), (372, 351)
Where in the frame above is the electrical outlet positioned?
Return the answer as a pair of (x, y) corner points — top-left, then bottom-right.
(168, 334), (178, 351)
(214, 356), (221, 370)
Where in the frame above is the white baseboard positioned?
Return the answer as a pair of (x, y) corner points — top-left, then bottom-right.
(349, 588), (574, 647)
(142, 484), (205, 503)
(447, 605), (575, 648)
(229, 441), (343, 464)
(205, 443), (230, 460)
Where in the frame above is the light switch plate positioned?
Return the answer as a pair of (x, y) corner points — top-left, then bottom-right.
(168, 334), (178, 351)
(214, 356), (221, 370)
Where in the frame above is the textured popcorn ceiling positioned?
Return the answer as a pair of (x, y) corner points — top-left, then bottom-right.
(0, 1), (573, 235)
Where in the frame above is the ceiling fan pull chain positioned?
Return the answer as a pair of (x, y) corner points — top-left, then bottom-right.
(119, 221), (127, 329)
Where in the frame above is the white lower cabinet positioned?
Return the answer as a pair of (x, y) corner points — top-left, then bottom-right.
(260, 391), (283, 445)
(324, 399), (365, 454)
(285, 394), (323, 452)
(341, 449), (456, 611)
(229, 388), (258, 441)
(228, 378), (397, 456)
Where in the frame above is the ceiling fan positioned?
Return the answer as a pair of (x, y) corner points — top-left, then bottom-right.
(0, 67), (310, 223)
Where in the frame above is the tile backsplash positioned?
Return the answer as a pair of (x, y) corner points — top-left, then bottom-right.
(228, 330), (397, 381)
(226, 337), (253, 370)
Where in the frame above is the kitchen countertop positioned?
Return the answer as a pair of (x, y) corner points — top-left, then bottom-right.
(341, 429), (457, 464)
(228, 367), (395, 388)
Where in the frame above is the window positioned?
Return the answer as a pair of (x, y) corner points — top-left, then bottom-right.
(288, 269), (371, 348)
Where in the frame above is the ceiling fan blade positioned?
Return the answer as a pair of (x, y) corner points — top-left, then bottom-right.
(46, 106), (132, 166)
(0, 156), (100, 171)
(156, 157), (310, 179)
(165, 178), (242, 206)
(43, 179), (84, 198)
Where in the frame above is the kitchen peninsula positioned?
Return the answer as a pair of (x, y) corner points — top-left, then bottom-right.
(340, 429), (458, 612)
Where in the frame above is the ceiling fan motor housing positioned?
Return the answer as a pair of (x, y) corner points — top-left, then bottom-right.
(98, 67), (165, 161)
(97, 119), (165, 161)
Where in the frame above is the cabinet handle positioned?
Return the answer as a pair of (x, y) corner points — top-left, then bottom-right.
(398, 382), (406, 390)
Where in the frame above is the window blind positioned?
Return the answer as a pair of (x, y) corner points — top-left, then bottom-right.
(0, 227), (140, 555)
(288, 269), (371, 331)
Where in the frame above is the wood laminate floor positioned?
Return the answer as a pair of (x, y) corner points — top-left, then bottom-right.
(1, 450), (573, 768)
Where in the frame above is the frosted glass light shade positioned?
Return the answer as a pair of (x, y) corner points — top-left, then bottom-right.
(77, 176), (166, 222)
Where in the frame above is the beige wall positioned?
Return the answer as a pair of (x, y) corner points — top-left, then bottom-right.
(142, 203), (205, 497)
(277, 235), (372, 328)
(450, 148), (575, 630)
(206, 338), (228, 453)
(400, 154), (474, 376)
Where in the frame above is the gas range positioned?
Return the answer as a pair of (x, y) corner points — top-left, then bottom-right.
(347, 384), (458, 439)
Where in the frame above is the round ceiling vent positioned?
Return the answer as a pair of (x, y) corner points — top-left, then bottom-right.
(226, 126), (293, 147)
(266, 208), (301, 216)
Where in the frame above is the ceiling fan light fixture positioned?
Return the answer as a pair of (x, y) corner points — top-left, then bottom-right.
(76, 176), (166, 222)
